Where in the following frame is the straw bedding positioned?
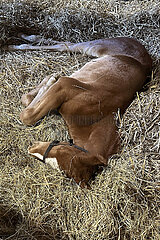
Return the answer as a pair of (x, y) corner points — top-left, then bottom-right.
(0, 0), (160, 239)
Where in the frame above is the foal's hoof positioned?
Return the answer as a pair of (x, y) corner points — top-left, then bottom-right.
(21, 94), (34, 106)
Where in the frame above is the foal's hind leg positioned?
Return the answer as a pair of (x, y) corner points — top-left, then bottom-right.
(22, 74), (58, 106)
(19, 33), (63, 45)
(6, 34), (108, 57)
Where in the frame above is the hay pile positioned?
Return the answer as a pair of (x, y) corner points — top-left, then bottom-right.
(0, 0), (160, 239)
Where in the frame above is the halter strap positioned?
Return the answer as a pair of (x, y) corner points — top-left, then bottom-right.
(42, 139), (88, 163)
(42, 140), (60, 162)
(68, 139), (88, 153)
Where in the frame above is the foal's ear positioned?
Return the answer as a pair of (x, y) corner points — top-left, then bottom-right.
(80, 181), (91, 189)
(93, 155), (106, 166)
(80, 154), (106, 166)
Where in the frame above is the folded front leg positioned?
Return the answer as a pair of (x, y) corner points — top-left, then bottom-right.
(20, 76), (90, 125)
(21, 74), (58, 107)
(20, 77), (66, 125)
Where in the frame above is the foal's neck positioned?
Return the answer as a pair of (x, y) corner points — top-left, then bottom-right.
(68, 115), (120, 161)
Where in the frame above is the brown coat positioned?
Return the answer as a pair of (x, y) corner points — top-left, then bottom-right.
(9, 36), (152, 187)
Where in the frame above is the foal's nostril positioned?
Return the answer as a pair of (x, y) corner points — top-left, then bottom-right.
(28, 142), (41, 153)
